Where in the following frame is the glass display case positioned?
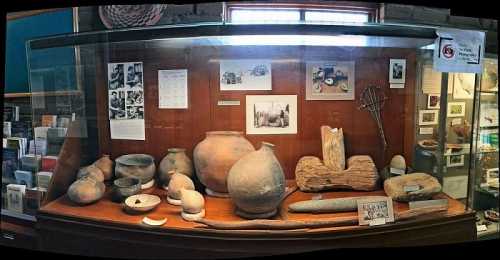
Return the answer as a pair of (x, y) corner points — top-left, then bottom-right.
(12, 21), (493, 254)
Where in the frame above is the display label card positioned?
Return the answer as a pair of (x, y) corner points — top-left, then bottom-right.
(217, 100), (241, 106)
(477, 224), (487, 232)
(158, 69), (188, 109)
(451, 118), (462, 126)
(419, 127), (434, 135)
(368, 218), (386, 226)
(409, 199), (449, 209)
(389, 83), (405, 89)
(433, 28), (485, 73)
(403, 184), (421, 193)
(390, 168), (405, 175)
(110, 120), (145, 140)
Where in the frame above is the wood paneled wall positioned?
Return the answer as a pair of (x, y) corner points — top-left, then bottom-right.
(95, 44), (416, 179)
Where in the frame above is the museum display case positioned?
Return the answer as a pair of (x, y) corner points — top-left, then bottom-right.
(16, 20), (493, 257)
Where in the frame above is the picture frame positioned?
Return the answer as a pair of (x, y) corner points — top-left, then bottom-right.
(453, 73), (475, 99)
(220, 59), (272, 91)
(447, 102), (466, 117)
(389, 59), (406, 84)
(486, 168), (499, 188)
(447, 154), (465, 167)
(246, 95), (297, 135)
(418, 110), (439, 125)
(305, 61), (355, 100)
(427, 94), (440, 109)
(357, 197), (394, 226)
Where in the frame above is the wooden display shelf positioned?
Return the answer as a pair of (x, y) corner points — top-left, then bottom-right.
(37, 181), (476, 258)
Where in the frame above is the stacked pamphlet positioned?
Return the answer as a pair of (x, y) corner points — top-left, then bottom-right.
(11, 121), (33, 140)
(20, 154), (42, 173)
(14, 170), (34, 188)
(6, 184), (26, 213)
(36, 171), (53, 191)
(2, 147), (19, 180)
(3, 122), (11, 138)
(34, 126), (50, 139)
(29, 138), (48, 155)
(41, 155), (58, 172)
(24, 187), (46, 215)
(6, 137), (28, 159)
(3, 105), (20, 122)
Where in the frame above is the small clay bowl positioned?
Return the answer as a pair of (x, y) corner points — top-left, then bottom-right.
(125, 194), (161, 213)
(112, 177), (141, 202)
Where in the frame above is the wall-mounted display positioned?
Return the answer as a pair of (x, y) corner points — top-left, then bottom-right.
(389, 59), (406, 84)
(447, 102), (466, 117)
(246, 95), (297, 135)
(219, 59), (272, 91)
(418, 110), (439, 125)
(427, 94), (440, 109)
(453, 73), (475, 99)
(305, 61), (355, 100)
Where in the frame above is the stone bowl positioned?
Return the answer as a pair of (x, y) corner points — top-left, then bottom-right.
(115, 154), (156, 185)
(124, 194), (161, 213)
(112, 177), (141, 202)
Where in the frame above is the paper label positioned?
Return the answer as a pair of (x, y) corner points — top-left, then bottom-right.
(451, 118), (462, 126)
(217, 100), (240, 106)
(369, 218), (386, 226)
(477, 225), (487, 232)
(419, 127), (434, 135)
(403, 184), (421, 192)
(433, 28), (485, 73)
(390, 168), (405, 175)
(158, 69), (188, 109)
(390, 83), (405, 89)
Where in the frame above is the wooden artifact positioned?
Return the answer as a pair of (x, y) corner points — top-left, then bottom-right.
(384, 172), (442, 202)
(288, 196), (387, 213)
(194, 205), (448, 230)
(295, 155), (379, 192)
(321, 126), (345, 171)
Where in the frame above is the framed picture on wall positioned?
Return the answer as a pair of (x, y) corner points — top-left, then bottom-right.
(453, 73), (475, 99)
(389, 59), (406, 84)
(220, 59), (272, 91)
(418, 110), (439, 125)
(447, 102), (466, 117)
(427, 94), (440, 109)
(305, 61), (355, 100)
(447, 154), (465, 167)
(246, 95), (297, 135)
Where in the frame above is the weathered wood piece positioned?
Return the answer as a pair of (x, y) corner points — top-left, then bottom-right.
(321, 126), (345, 171)
(295, 155), (379, 192)
(384, 172), (442, 202)
(288, 196), (387, 213)
(194, 205), (448, 230)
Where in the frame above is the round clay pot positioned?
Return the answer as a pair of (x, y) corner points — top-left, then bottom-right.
(158, 148), (193, 188)
(112, 177), (141, 202)
(93, 154), (114, 181)
(115, 154), (156, 185)
(180, 189), (205, 214)
(77, 165), (105, 182)
(227, 142), (285, 219)
(193, 131), (255, 196)
(167, 173), (195, 205)
(68, 176), (106, 205)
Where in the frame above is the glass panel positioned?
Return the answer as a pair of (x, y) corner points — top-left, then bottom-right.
(230, 9), (301, 24)
(305, 11), (369, 23)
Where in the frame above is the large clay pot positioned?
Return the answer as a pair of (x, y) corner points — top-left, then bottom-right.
(115, 154), (156, 186)
(193, 131), (255, 197)
(67, 176), (106, 205)
(93, 154), (114, 181)
(158, 148), (193, 188)
(227, 142), (286, 219)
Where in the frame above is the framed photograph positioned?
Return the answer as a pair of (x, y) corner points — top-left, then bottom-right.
(427, 94), (440, 109)
(306, 61), (355, 100)
(220, 59), (272, 91)
(418, 110), (439, 125)
(479, 102), (498, 127)
(447, 102), (466, 117)
(389, 59), (406, 84)
(481, 58), (498, 92)
(486, 168), (499, 188)
(246, 95), (297, 135)
(447, 154), (465, 167)
(357, 197), (394, 226)
(453, 73), (474, 99)
(108, 63), (125, 90)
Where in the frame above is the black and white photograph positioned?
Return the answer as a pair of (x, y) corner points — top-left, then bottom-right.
(357, 197), (394, 225)
(447, 102), (466, 117)
(447, 154), (465, 167)
(246, 95), (297, 134)
(427, 94), (441, 109)
(220, 60), (272, 91)
(126, 106), (144, 120)
(108, 63), (124, 90)
(306, 61), (355, 100)
(389, 59), (406, 84)
(126, 90), (144, 106)
(418, 110), (439, 125)
(126, 62), (144, 88)
(109, 91), (126, 120)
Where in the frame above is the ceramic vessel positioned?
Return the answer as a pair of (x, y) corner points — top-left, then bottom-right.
(124, 194), (161, 212)
(180, 189), (205, 214)
(77, 165), (105, 182)
(67, 176), (106, 205)
(158, 148), (193, 188)
(112, 177), (141, 202)
(227, 142), (286, 219)
(167, 173), (195, 205)
(115, 154), (156, 186)
(193, 131), (255, 196)
(93, 154), (114, 181)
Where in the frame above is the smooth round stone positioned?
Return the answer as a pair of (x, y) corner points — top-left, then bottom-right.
(77, 165), (105, 182)
(67, 176), (105, 205)
(180, 189), (205, 214)
(167, 173), (194, 200)
(390, 155), (406, 170)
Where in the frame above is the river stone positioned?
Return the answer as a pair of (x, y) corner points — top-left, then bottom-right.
(288, 196), (388, 213)
(384, 172), (442, 202)
(180, 189), (205, 214)
(77, 165), (105, 182)
(168, 173), (195, 200)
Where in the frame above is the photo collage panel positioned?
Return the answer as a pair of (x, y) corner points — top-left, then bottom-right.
(108, 62), (144, 120)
